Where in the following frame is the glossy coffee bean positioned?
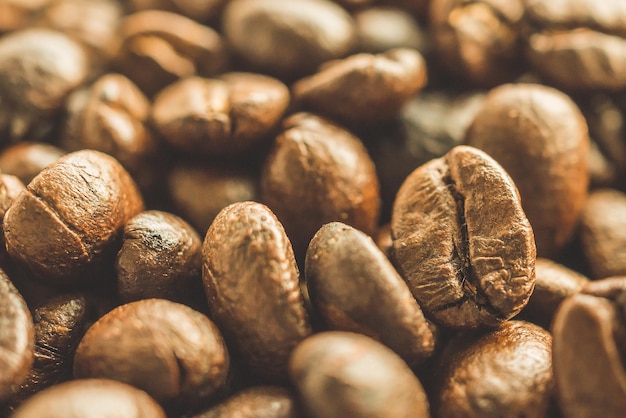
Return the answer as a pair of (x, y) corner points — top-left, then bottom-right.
(305, 222), (436, 367)
(203, 201), (312, 381)
(391, 145), (536, 328)
(192, 386), (300, 418)
(4, 150), (144, 284)
(74, 298), (229, 406)
(289, 331), (430, 418)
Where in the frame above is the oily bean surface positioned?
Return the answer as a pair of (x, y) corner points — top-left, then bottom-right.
(391, 145), (536, 329)
(202, 201), (312, 382)
(305, 222), (436, 367)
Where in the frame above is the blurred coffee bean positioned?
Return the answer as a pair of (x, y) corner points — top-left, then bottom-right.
(289, 331), (430, 418)
(114, 10), (227, 97)
(466, 83), (589, 257)
(0, 28), (89, 142)
(292, 48), (427, 127)
(0, 0), (51, 33)
(192, 386), (300, 418)
(0, 142), (65, 186)
(392, 146), (536, 328)
(125, 0), (226, 23)
(354, 7), (428, 54)
(261, 113), (380, 260)
(222, 0), (357, 80)
(202, 202), (312, 382)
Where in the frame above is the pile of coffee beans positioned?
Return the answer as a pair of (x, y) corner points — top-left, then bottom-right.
(0, 0), (625, 417)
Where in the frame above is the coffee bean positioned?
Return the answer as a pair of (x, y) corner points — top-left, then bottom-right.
(261, 113), (380, 260)
(0, 174), (25, 259)
(222, 0), (357, 79)
(0, 142), (65, 186)
(391, 145), (536, 328)
(580, 189), (626, 279)
(192, 386), (300, 418)
(466, 83), (589, 257)
(125, 0), (225, 23)
(4, 150), (144, 284)
(116, 210), (203, 306)
(354, 7), (427, 54)
(434, 321), (554, 418)
(552, 277), (626, 417)
(114, 10), (227, 96)
(11, 378), (166, 418)
(152, 72), (289, 157)
(73, 298), (229, 406)
(202, 201), (312, 381)
(0, 28), (89, 142)
(292, 48), (427, 127)
(0, 0), (51, 33)
(0, 269), (34, 402)
(289, 331), (430, 418)
(305, 222), (436, 367)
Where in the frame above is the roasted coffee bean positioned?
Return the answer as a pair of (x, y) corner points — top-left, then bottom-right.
(203, 201), (312, 381)
(354, 7), (427, 54)
(292, 48), (427, 127)
(0, 28), (89, 142)
(192, 386), (300, 418)
(1, 293), (87, 414)
(126, 0), (226, 23)
(114, 10), (227, 96)
(521, 257), (589, 328)
(580, 188), (626, 279)
(305, 222), (436, 367)
(0, 142), (65, 185)
(523, 0), (626, 92)
(552, 277), (626, 417)
(0, 174), (25, 251)
(429, 0), (525, 87)
(434, 321), (554, 418)
(11, 378), (166, 418)
(391, 145), (536, 329)
(168, 163), (259, 235)
(116, 210), (203, 305)
(261, 113), (380, 259)
(74, 298), (229, 406)
(0, 0), (51, 33)
(0, 269), (34, 402)
(289, 331), (430, 418)
(466, 83), (589, 257)
(4, 150), (144, 284)
(152, 72), (289, 157)
(222, 0), (357, 79)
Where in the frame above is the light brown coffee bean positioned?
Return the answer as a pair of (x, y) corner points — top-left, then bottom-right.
(0, 142), (65, 185)
(192, 386), (300, 418)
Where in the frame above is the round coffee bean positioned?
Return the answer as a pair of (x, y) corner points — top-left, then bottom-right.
(434, 321), (554, 418)
(202, 201), (312, 381)
(391, 145), (536, 329)
(0, 142), (65, 185)
(73, 298), (229, 406)
(465, 83), (589, 257)
(192, 386), (300, 418)
(3, 150), (144, 284)
(289, 331), (430, 418)
(11, 378), (166, 418)
(305, 222), (436, 367)
(0, 270), (34, 402)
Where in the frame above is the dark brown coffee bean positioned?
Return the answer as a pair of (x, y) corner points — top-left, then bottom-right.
(168, 164), (260, 235)
(292, 48), (427, 127)
(0, 269), (34, 402)
(0, 28), (89, 142)
(391, 145), (536, 329)
(114, 10), (227, 96)
(466, 83), (589, 257)
(434, 321), (554, 418)
(305, 222), (436, 367)
(430, 0), (525, 87)
(4, 150), (145, 284)
(354, 7), (427, 54)
(552, 278), (626, 417)
(521, 257), (589, 328)
(203, 202), (312, 382)
(289, 331), (430, 418)
(116, 210), (203, 305)
(0, 142), (65, 185)
(261, 113), (380, 259)
(74, 298), (229, 406)
(222, 0), (357, 79)
(126, 0), (226, 23)
(152, 73), (289, 157)
(11, 378), (166, 418)
(580, 189), (626, 279)
(524, 0), (626, 91)
(192, 386), (300, 418)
